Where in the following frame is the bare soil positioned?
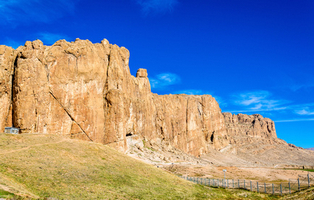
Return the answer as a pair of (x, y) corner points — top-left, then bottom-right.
(127, 136), (314, 183)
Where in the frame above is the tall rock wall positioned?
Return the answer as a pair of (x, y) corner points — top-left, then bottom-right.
(0, 39), (230, 157)
(0, 45), (16, 131)
(12, 39), (111, 143)
(223, 113), (277, 139)
(0, 39), (280, 157)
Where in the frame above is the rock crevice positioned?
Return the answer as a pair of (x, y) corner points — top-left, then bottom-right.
(49, 90), (92, 141)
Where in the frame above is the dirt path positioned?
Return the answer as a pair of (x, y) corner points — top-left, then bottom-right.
(0, 172), (40, 199)
(0, 137), (68, 155)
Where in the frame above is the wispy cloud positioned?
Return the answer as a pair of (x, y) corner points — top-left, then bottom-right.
(225, 107), (287, 114)
(136, 0), (179, 15)
(0, 0), (78, 25)
(290, 83), (314, 92)
(295, 108), (314, 115)
(232, 90), (290, 111)
(150, 73), (180, 89)
(227, 90), (314, 125)
(275, 118), (314, 123)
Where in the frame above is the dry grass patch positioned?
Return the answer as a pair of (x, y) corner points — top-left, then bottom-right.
(0, 134), (212, 199)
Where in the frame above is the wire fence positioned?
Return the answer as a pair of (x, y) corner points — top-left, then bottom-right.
(179, 173), (313, 196)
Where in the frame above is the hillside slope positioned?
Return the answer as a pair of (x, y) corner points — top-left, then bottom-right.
(0, 133), (213, 199)
(2, 133), (312, 200)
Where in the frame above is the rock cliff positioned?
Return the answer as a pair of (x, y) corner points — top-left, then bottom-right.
(223, 113), (276, 138)
(0, 45), (16, 131)
(0, 39), (278, 157)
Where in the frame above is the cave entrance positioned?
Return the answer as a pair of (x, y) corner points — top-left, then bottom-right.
(126, 133), (133, 137)
(210, 133), (214, 143)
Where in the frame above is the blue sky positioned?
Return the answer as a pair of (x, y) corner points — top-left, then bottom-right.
(1, 0), (313, 148)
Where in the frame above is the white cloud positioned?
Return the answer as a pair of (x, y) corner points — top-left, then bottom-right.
(150, 73), (180, 89)
(136, 0), (178, 15)
(295, 108), (314, 115)
(224, 107), (287, 114)
(233, 90), (289, 111)
(275, 118), (314, 123)
(0, 0), (78, 25)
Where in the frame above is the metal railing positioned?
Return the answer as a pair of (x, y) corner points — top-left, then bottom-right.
(179, 173), (313, 196)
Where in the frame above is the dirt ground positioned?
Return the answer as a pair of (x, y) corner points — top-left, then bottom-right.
(125, 135), (314, 184)
(162, 163), (313, 183)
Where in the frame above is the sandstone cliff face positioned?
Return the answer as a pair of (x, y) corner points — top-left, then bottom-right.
(0, 39), (230, 157)
(223, 113), (277, 140)
(0, 39), (282, 157)
(151, 94), (229, 156)
(12, 39), (110, 143)
(0, 45), (16, 131)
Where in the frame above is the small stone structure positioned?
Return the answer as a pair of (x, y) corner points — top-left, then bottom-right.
(4, 127), (20, 134)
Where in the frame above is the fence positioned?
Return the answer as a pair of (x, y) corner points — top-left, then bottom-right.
(179, 173), (313, 196)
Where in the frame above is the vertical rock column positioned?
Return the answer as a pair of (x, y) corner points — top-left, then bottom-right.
(0, 45), (17, 131)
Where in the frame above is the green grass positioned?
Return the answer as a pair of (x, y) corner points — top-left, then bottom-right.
(0, 133), (291, 199)
(0, 134), (214, 199)
(282, 168), (314, 172)
(278, 186), (314, 200)
(142, 139), (155, 152)
(0, 188), (15, 198)
(302, 169), (314, 172)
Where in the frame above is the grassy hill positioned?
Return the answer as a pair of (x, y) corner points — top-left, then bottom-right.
(0, 133), (212, 199)
(0, 133), (305, 200)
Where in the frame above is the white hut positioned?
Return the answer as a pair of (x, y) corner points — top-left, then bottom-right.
(4, 127), (20, 134)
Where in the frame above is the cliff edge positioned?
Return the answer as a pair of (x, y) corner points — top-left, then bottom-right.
(0, 39), (287, 159)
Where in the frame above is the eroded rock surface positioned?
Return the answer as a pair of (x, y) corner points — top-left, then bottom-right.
(0, 45), (16, 131)
(0, 39), (231, 157)
(223, 113), (277, 139)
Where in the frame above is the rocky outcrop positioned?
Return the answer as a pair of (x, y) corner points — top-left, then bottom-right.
(223, 113), (277, 141)
(0, 45), (16, 131)
(0, 39), (231, 157)
(1, 38), (287, 158)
